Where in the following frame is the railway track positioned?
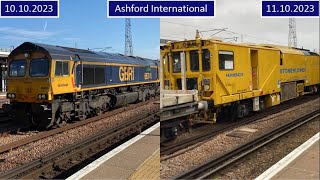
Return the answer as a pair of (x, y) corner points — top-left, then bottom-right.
(0, 107), (159, 179)
(161, 95), (318, 156)
(174, 109), (320, 179)
(0, 98), (158, 154)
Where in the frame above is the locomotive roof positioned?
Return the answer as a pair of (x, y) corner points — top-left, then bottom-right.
(10, 42), (158, 66)
(162, 39), (318, 56)
(259, 44), (319, 56)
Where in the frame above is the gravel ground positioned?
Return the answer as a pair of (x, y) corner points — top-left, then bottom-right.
(160, 98), (320, 179)
(217, 117), (319, 179)
(0, 101), (158, 173)
(0, 132), (37, 146)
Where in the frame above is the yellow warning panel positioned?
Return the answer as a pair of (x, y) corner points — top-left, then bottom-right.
(128, 149), (160, 180)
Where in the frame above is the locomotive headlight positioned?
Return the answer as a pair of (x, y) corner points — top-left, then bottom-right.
(203, 79), (210, 90)
(7, 93), (16, 99)
(24, 53), (29, 58)
(38, 94), (47, 100)
(164, 80), (169, 90)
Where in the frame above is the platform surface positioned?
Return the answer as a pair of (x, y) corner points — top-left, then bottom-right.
(272, 140), (319, 179)
(256, 132), (319, 180)
(67, 123), (160, 180)
(128, 149), (160, 180)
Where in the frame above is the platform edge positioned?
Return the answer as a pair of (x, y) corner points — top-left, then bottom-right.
(255, 132), (320, 180)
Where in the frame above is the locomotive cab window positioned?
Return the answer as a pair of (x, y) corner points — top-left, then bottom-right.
(172, 52), (181, 73)
(202, 49), (211, 71)
(190, 49), (211, 72)
(55, 61), (69, 76)
(9, 60), (26, 77)
(219, 51), (234, 70)
(190, 50), (199, 72)
(30, 58), (49, 77)
(172, 52), (187, 73)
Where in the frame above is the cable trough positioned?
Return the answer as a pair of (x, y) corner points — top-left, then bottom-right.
(174, 109), (319, 179)
(0, 110), (159, 179)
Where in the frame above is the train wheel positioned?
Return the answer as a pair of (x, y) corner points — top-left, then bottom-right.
(102, 103), (110, 112)
(259, 100), (265, 111)
(79, 112), (87, 121)
(95, 108), (103, 116)
(163, 127), (178, 141)
(55, 116), (66, 128)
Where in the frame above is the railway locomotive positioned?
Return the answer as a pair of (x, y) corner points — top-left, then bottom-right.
(4, 42), (159, 129)
(160, 32), (319, 140)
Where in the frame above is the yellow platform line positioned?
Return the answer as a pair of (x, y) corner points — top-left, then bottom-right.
(128, 149), (160, 180)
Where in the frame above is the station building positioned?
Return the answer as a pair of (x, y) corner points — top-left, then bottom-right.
(0, 49), (10, 92)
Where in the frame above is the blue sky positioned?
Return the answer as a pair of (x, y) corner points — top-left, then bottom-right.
(0, 0), (160, 59)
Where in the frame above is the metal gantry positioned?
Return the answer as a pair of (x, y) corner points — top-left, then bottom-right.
(288, 18), (297, 48)
(125, 18), (133, 56)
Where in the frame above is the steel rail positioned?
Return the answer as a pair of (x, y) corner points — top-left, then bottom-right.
(161, 95), (318, 156)
(0, 99), (158, 154)
(174, 109), (320, 179)
(0, 110), (159, 179)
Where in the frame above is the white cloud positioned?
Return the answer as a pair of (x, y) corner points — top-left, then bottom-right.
(160, 0), (319, 51)
(0, 26), (58, 40)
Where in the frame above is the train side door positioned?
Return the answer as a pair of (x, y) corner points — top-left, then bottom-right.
(106, 65), (112, 85)
(52, 60), (71, 94)
(73, 54), (82, 89)
(251, 50), (259, 90)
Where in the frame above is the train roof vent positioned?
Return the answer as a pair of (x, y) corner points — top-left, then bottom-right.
(135, 56), (144, 60)
(309, 52), (319, 56)
(210, 38), (223, 42)
(59, 46), (95, 54)
(261, 45), (275, 48)
(301, 51), (311, 55)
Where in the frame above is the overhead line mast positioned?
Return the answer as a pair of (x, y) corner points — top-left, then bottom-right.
(125, 18), (133, 56)
(288, 18), (297, 48)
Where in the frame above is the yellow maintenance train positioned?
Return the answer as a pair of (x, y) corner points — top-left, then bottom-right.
(160, 33), (319, 139)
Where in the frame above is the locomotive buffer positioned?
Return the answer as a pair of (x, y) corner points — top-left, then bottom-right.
(160, 50), (208, 141)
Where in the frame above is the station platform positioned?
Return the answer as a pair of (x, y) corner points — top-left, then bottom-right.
(256, 132), (319, 180)
(67, 122), (160, 180)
